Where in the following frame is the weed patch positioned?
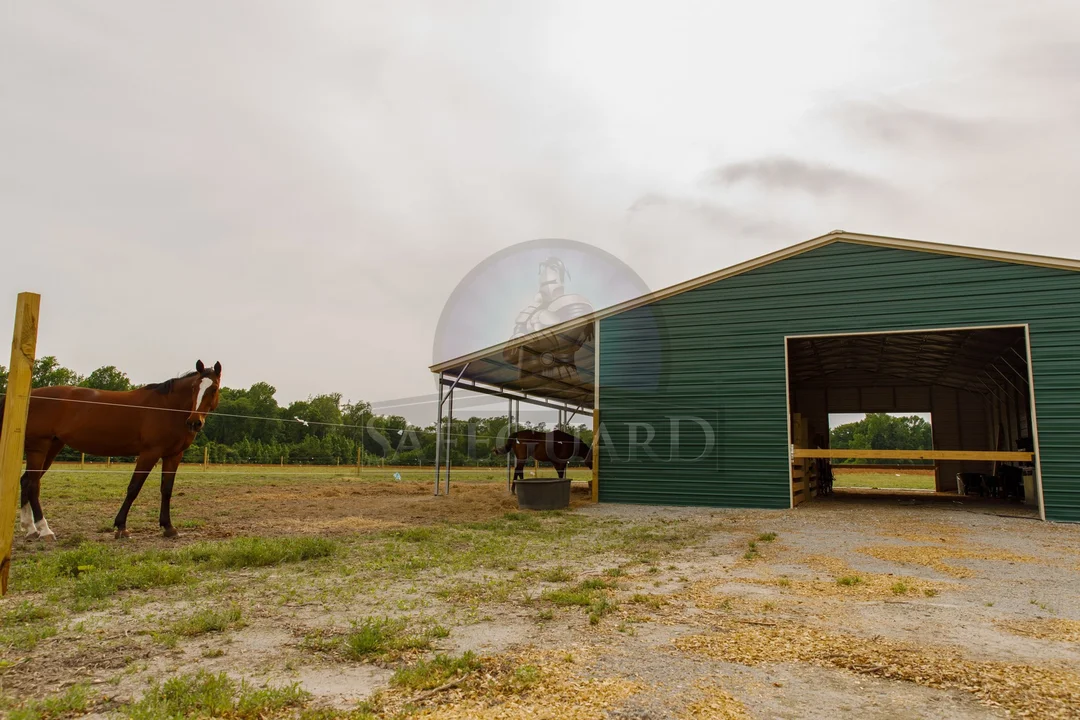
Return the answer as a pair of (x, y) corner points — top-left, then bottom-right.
(2, 684), (88, 720)
(305, 616), (446, 662)
(391, 652), (482, 691)
(121, 670), (308, 720)
(180, 537), (337, 569)
(171, 605), (243, 637)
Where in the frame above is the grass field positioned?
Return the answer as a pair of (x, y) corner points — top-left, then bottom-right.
(3, 463), (1077, 719)
(831, 467), (936, 491)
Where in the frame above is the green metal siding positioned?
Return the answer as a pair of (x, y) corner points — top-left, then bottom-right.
(597, 241), (1080, 522)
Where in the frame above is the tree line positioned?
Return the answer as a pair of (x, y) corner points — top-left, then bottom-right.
(829, 412), (933, 465)
(0, 357), (589, 467)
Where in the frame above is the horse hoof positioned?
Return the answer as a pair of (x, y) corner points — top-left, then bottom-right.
(163, 527), (179, 539)
(39, 532), (56, 542)
(114, 529), (131, 540)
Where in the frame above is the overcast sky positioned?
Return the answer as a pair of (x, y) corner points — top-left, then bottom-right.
(3, 1), (1079, 417)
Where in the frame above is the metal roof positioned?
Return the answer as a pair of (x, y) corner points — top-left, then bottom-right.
(430, 230), (1080, 404)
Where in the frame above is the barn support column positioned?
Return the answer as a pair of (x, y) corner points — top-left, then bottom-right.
(444, 384), (453, 493)
(434, 374), (443, 495)
(506, 398), (513, 492)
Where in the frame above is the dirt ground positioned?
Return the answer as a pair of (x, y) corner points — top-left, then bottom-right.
(3, 472), (1080, 719)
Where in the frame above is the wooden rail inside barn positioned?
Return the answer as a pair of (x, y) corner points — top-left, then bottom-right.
(792, 449), (1034, 462)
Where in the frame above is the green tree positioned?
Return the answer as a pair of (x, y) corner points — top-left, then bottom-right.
(0, 364), (7, 395)
(830, 413), (933, 465)
(81, 365), (133, 391)
(32, 356), (83, 388)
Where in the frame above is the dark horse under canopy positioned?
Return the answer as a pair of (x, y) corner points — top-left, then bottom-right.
(4, 360), (222, 541)
(492, 429), (592, 491)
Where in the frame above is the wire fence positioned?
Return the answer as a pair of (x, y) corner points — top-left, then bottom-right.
(5, 390), (593, 477)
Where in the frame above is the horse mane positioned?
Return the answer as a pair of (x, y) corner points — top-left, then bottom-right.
(142, 370), (199, 395)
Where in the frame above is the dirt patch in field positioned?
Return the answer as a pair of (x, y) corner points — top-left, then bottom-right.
(34, 480), (594, 543)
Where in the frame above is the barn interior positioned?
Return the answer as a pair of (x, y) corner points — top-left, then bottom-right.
(786, 327), (1037, 508)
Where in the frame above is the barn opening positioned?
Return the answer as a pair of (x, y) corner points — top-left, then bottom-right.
(826, 411), (936, 491)
(786, 326), (1040, 513)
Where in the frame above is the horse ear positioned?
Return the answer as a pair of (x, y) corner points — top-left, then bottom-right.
(196, 360), (205, 373)
(213, 361), (222, 376)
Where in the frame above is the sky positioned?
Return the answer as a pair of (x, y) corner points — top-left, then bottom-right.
(3, 1), (1079, 425)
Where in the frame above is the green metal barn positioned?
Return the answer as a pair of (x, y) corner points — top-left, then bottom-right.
(430, 231), (1080, 523)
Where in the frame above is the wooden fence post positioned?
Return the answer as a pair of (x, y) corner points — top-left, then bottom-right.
(107, 457), (111, 469)
(203, 446), (208, 470)
(80, 453), (85, 470)
(1, 292), (41, 595)
(356, 448), (361, 476)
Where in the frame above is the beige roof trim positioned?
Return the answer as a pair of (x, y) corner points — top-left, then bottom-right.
(430, 229), (1080, 373)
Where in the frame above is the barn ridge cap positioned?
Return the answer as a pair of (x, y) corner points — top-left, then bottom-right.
(429, 230), (1080, 374)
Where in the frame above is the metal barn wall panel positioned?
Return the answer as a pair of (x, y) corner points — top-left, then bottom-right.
(597, 241), (1080, 521)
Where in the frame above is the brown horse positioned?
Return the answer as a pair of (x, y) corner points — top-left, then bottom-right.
(4, 360), (222, 540)
(492, 429), (592, 490)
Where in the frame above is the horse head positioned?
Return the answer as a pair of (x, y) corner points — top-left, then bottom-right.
(186, 360), (222, 432)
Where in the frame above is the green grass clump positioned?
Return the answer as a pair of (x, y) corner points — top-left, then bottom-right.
(588, 597), (616, 625)
(891, 581), (910, 595)
(9, 542), (188, 608)
(121, 670), (308, 720)
(180, 537), (337, 569)
(345, 618), (425, 660)
(541, 587), (593, 607)
(837, 576), (864, 587)
(2, 601), (52, 625)
(0, 601), (59, 652)
(0, 623), (58, 652)
(3, 683), (89, 720)
(541, 566), (574, 583)
(542, 578), (617, 624)
(171, 605), (243, 637)
(757, 532), (777, 542)
(390, 652), (482, 691)
(628, 593), (666, 610)
(307, 616), (445, 662)
(508, 664), (541, 690)
(743, 540), (759, 561)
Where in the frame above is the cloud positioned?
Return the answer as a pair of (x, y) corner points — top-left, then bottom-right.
(707, 156), (896, 199)
(627, 193), (789, 237)
(830, 100), (1009, 150)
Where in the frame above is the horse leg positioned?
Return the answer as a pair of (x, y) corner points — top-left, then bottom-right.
(554, 462), (566, 479)
(159, 452), (183, 538)
(20, 440), (63, 540)
(113, 453), (159, 539)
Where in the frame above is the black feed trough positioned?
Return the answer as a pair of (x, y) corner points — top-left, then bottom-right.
(514, 477), (571, 511)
